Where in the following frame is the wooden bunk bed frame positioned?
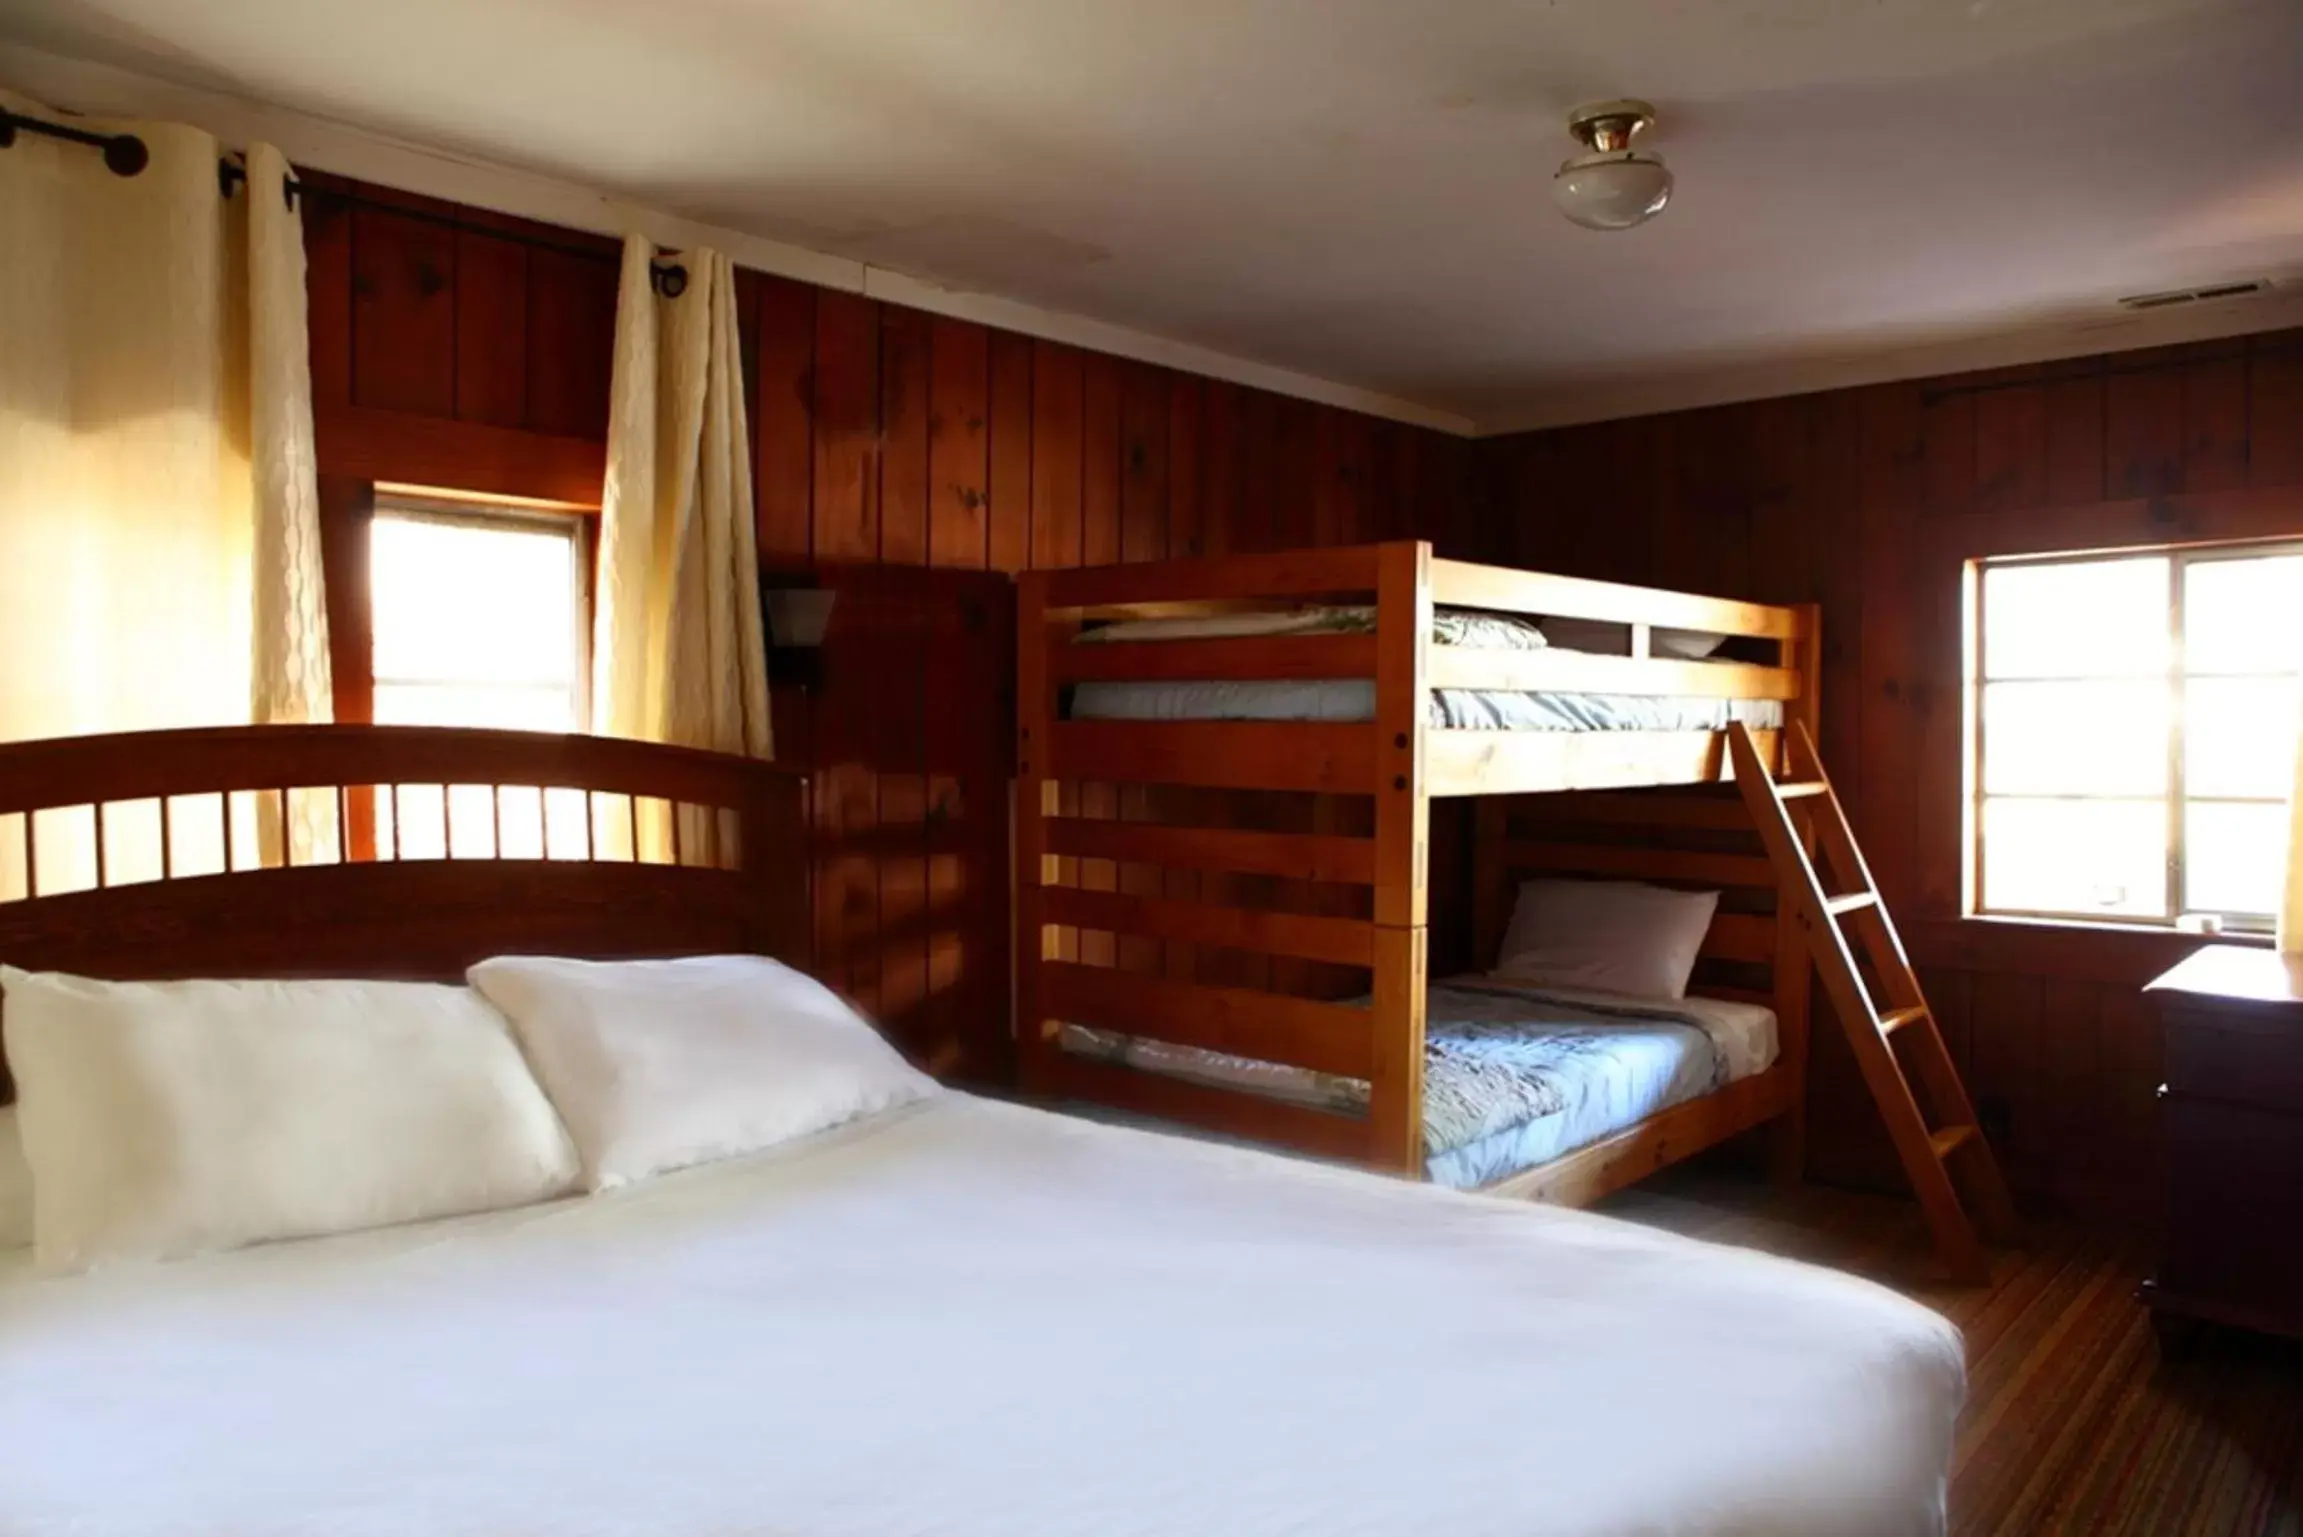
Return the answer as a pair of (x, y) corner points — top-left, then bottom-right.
(1015, 539), (1822, 1205)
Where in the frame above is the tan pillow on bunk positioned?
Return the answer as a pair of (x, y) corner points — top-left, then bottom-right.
(1076, 608), (1367, 644)
(1541, 617), (1727, 659)
(1491, 878), (1719, 1001)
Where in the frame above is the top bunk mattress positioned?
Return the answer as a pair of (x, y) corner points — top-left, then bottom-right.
(1066, 604), (1783, 730)
(1071, 679), (1782, 730)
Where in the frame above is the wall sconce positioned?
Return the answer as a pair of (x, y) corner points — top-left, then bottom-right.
(762, 585), (836, 689)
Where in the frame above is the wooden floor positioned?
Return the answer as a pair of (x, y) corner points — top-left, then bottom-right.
(1601, 1170), (2303, 1536)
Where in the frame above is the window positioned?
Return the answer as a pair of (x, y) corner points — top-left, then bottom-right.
(1972, 545), (2303, 929)
(369, 498), (588, 734)
(359, 497), (591, 862)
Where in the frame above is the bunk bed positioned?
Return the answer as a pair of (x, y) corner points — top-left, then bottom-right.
(1015, 540), (1823, 1206)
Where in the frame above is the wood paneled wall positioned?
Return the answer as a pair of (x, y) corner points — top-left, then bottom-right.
(298, 173), (1475, 1084)
(1475, 330), (2303, 1224)
(296, 165), (2302, 1224)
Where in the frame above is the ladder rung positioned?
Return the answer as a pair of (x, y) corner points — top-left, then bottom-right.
(1929, 1124), (1979, 1161)
(1879, 1005), (1929, 1036)
(1777, 780), (1829, 799)
(1823, 891), (1878, 917)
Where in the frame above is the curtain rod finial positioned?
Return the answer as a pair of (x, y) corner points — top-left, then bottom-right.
(103, 135), (148, 178)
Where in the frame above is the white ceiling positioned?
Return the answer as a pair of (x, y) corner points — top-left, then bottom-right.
(3, 0), (2299, 429)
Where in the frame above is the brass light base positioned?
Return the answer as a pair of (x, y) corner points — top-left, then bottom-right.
(1566, 100), (1657, 155)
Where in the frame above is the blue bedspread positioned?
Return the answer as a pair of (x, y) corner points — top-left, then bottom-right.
(1060, 981), (1771, 1188)
(1417, 983), (1724, 1158)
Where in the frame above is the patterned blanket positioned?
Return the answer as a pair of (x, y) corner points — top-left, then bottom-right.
(1415, 983), (1725, 1155)
(1062, 981), (1741, 1157)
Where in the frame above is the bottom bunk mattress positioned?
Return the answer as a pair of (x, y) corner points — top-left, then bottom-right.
(1060, 979), (1778, 1189)
(1070, 678), (1784, 731)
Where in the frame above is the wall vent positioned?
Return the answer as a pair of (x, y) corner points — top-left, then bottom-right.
(2116, 279), (2271, 312)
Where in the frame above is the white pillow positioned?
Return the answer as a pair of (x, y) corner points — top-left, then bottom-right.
(0, 1107), (31, 1249)
(467, 954), (938, 1190)
(1541, 617), (1727, 660)
(1491, 878), (1720, 1001)
(0, 969), (579, 1271)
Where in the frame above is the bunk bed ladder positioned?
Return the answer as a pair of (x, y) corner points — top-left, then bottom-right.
(1726, 721), (2019, 1285)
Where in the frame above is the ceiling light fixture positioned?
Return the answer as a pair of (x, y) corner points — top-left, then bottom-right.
(1551, 100), (1672, 232)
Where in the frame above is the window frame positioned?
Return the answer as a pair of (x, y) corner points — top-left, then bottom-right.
(1967, 538), (2303, 933)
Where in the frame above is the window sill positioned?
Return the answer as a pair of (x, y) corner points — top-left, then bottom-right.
(1961, 913), (2273, 947)
(1907, 913), (2270, 989)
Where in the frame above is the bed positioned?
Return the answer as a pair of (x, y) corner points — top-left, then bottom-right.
(2, 1094), (1962, 1537)
(1016, 540), (1820, 1199)
(0, 723), (1961, 1536)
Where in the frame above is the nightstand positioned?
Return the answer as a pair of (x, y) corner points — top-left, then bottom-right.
(2142, 946), (2303, 1343)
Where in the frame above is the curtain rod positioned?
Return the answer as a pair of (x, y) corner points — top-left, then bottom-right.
(0, 104), (148, 176)
(2, 105), (689, 296)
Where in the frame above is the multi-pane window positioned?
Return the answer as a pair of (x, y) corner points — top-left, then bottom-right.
(366, 498), (590, 860)
(1973, 545), (2303, 929)
(369, 500), (587, 733)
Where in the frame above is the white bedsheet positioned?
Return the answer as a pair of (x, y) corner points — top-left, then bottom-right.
(0, 1094), (1963, 1537)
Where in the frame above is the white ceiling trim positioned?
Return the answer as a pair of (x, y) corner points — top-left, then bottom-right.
(0, 39), (1477, 437)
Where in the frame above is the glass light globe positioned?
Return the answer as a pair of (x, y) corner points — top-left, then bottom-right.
(1551, 151), (1673, 231)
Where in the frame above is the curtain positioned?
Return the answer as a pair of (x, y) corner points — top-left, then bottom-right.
(593, 237), (772, 771)
(2282, 702), (2303, 954)
(0, 91), (332, 895)
(242, 141), (334, 734)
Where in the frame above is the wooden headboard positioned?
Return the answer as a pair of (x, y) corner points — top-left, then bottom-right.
(0, 725), (810, 1100)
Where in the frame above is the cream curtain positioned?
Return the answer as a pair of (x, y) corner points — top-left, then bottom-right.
(2282, 700), (2303, 953)
(0, 91), (333, 894)
(593, 237), (772, 769)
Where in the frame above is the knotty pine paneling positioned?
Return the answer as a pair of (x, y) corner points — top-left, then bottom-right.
(300, 173), (1471, 1085)
(521, 247), (619, 440)
(349, 201), (458, 416)
(303, 176), (619, 502)
(1475, 327), (2303, 1225)
(752, 275), (818, 566)
(986, 333), (1035, 576)
(296, 172), (2295, 1209)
